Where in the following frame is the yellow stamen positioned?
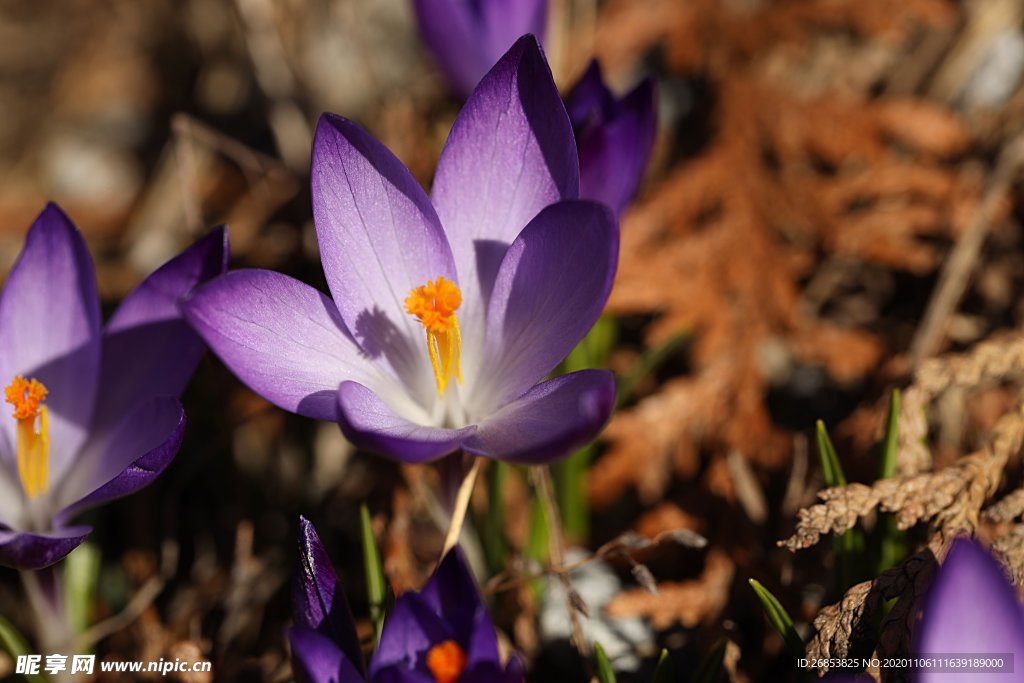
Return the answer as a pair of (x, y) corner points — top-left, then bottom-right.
(4, 376), (50, 498)
(405, 277), (463, 397)
(426, 640), (467, 683)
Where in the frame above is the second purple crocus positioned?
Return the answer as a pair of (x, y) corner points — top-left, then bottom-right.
(290, 516), (523, 683)
(566, 60), (657, 217)
(184, 36), (617, 466)
(0, 204), (227, 569)
(411, 0), (547, 97)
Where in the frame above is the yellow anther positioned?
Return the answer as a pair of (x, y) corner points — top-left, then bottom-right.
(4, 376), (50, 498)
(405, 277), (463, 397)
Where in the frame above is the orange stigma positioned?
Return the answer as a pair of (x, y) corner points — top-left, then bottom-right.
(4, 376), (50, 498)
(405, 277), (463, 397)
(426, 640), (467, 683)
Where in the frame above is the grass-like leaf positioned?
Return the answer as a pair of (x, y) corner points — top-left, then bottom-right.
(690, 639), (727, 683)
(64, 541), (100, 639)
(0, 615), (46, 683)
(652, 649), (675, 683)
(616, 328), (690, 409)
(748, 578), (804, 657)
(815, 420), (846, 487)
(360, 503), (387, 644)
(594, 641), (617, 683)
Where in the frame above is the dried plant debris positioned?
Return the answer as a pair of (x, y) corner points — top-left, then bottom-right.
(983, 487), (1024, 523)
(587, 0), (983, 510)
(782, 399), (1024, 551)
(806, 550), (938, 678)
(899, 334), (1024, 473)
(605, 549), (734, 630)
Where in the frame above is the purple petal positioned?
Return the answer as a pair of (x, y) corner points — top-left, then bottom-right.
(477, 201), (617, 410)
(370, 592), (454, 678)
(565, 61), (613, 130)
(183, 269), (390, 421)
(294, 517), (364, 675)
(577, 78), (658, 216)
(92, 227), (227, 437)
(0, 204), (101, 479)
(411, 0), (488, 98)
(0, 525), (91, 570)
(464, 370), (614, 464)
(54, 397), (184, 522)
(917, 538), (1024, 682)
(371, 669), (434, 683)
(462, 658), (526, 683)
(411, 3), (547, 98)
(431, 35), (579, 386)
(289, 626), (364, 683)
(311, 114), (456, 407)
(336, 382), (475, 463)
(419, 549), (498, 664)
(479, 4), (547, 77)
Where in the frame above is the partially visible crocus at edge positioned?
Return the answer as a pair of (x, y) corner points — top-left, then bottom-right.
(566, 60), (657, 217)
(290, 516), (524, 683)
(914, 538), (1024, 683)
(411, 0), (547, 97)
(825, 537), (1024, 683)
(0, 204), (227, 570)
(184, 36), (617, 466)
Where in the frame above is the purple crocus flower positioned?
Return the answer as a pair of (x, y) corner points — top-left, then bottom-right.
(184, 36), (617, 465)
(290, 516), (523, 683)
(411, 0), (547, 97)
(0, 204), (227, 570)
(566, 60), (657, 217)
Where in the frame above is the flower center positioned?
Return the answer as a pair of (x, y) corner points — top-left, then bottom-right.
(426, 640), (467, 683)
(4, 376), (50, 499)
(405, 276), (463, 398)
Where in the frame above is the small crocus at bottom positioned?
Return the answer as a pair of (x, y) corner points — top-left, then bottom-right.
(290, 517), (524, 683)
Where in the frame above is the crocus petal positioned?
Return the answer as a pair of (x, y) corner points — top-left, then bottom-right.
(0, 524), (91, 570)
(184, 269), (402, 421)
(371, 669), (434, 683)
(0, 204), (101, 479)
(336, 382), (475, 463)
(917, 538), (1024, 683)
(54, 397), (184, 522)
(577, 79), (657, 216)
(476, 200), (617, 411)
(311, 114), (456, 408)
(370, 592), (454, 677)
(289, 627), (364, 683)
(295, 517), (364, 675)
(419, 549), (498, 663)
(464, 370), (614, 464)
(479, 1), (547, 78)
(462, 659), (526, 683)
(412, 1), (547, 98)
(565, 61), (613, 128)
(431, 35), (579, 389)
(411, 0), (488, 98)
(92, 227), (227, 437)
